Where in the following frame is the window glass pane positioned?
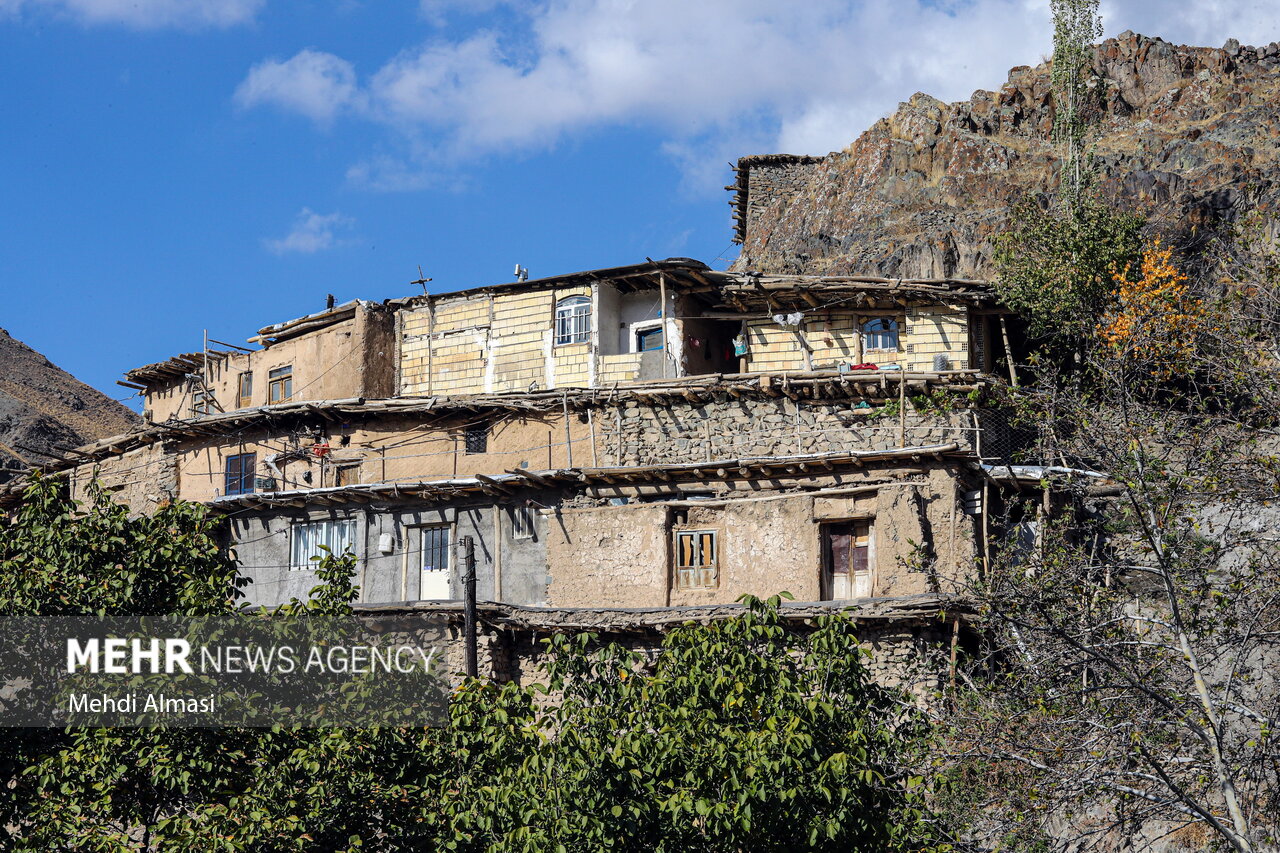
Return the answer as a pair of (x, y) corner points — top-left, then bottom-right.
(268, 366), (293, 404)
(292, 519), (356, 570)
(510, 505), (535, 539)
(863, 318), (899, 351)
(554, 297), (591, 345)
(291, 523), (313, 569)
(224, 453), (256, 496)
(829, 529), (850, 575)
(637, 327), (664, 351)
(421, 526), (450, 572)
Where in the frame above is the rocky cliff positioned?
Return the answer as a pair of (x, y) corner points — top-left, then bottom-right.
(732, 32), (1280, 278)
(0, 328), (139, 482)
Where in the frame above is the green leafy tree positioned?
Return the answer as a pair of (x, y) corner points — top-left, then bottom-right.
(993, 0), (1144, 357)
(993, 195), (1145, 347)
(2, 479), (949, 851)
(438, 594), (950, 852)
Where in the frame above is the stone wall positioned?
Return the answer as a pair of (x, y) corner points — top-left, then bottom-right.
(358, 601), (966, 700)
(740, 158), (823, 247)
(68, 441), (176, 512)
(596, 395), (977, 466)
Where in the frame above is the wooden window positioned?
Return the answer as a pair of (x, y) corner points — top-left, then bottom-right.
(237, 372), (253, 408)
(636, 326), (664, 352)
(510, 505), (535, 540)
(224, 452), (256, 497)
(674, 529), (718, 590)
(191, 389), (213, 416)
(554, 296), (591, 346)
(268, 366), (293, 404)
(464, 422), (488, 454)
(823, 520), (873, 600)
(862, 318), (899, 351)
(334, 464), (360, 487)
(290, 518), (357, 570)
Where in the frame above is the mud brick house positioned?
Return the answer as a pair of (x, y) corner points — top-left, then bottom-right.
(4, 255), (1030, 683)
(120, 299), (396, 422)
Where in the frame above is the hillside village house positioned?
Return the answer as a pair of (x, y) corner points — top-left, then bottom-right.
(11, 254), (1028, 624)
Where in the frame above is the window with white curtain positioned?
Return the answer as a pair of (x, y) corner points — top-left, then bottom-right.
(290, 518), (357, 571)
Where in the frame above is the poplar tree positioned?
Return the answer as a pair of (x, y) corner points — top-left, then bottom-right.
(1051, 0), (1102, 212)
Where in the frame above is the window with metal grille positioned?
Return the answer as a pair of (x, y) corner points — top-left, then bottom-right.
(673, 529), (719, 590)
(268, 366), (293, 404)
(510, 505), (535, 540)
(224, 452), (256, 496)
(554, 296), (591, 346)
(237, 372), (253, 408)
(862, 318), (899, 351)
(290, 518), (357, 571)
(635, 325), (664, 352)
(464, 422), (488, 454)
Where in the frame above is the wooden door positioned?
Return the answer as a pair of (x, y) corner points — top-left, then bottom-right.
(823, 521), (873, 600)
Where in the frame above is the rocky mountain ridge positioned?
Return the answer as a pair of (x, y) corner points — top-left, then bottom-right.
(732, 31), (1280, 278)
(0, 328), (139, 482)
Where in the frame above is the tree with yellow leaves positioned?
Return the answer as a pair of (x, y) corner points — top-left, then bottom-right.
(1098, 240), (1215, 379)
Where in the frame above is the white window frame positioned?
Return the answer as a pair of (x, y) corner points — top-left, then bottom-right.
(554, 296), (591, 346)
(631, 320), (665, 353)
(290, 518), (357, 571)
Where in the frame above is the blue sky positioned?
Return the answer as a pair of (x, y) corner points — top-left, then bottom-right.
(1, 0), (1274, 408)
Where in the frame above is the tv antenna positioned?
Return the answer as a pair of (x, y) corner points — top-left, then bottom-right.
(411, 265), (433, 295)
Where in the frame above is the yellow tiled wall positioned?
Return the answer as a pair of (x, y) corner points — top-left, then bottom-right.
(903, 304), (971, 371)
(400, 286), (603, 396)
(742, 305), (970, 373)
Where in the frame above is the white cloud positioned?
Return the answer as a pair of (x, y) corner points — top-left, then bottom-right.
(4, 0), (263, 29)
(236, 49), (364, 124)
(417, 0), (512, 25)
(238, 0), (1280, 191)
(1103, 0), (1277, 49)
(264, 208), (355, 255)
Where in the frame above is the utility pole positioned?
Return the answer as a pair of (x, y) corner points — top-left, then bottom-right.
(461, 535), (478, 679)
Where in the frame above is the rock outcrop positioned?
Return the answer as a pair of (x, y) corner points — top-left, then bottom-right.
(732, 32), (1280, 278)
(0, 328), (139, 482)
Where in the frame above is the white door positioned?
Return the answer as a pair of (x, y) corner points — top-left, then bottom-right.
(418, 525), (453, 600)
